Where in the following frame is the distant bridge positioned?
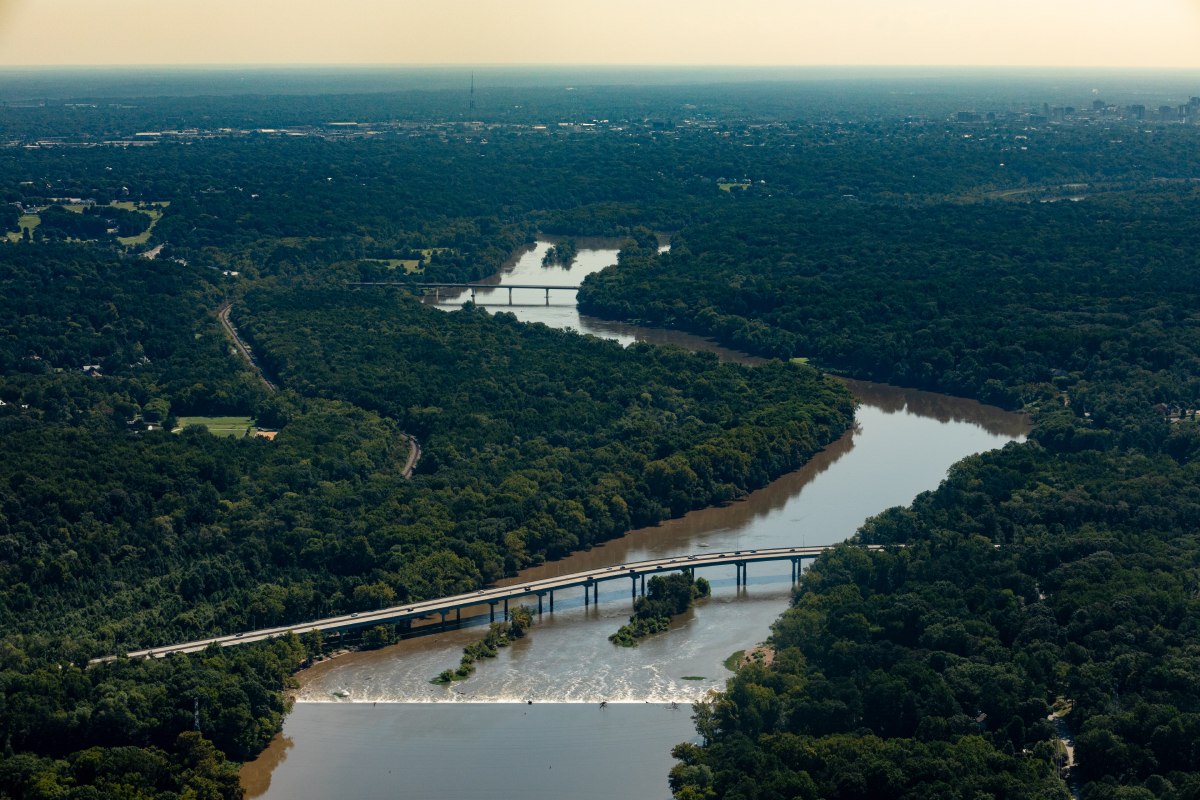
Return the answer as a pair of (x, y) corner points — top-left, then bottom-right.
(351, 282), (582, 305)
(93, 545), (886, 663)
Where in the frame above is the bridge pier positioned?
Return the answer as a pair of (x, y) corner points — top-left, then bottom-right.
(470, 287), (476, 303)
(489, 601), (497, 623)
(545, 288), (550, 305)
(508, 287), (513, 305)
(504, 598), (509, 621)
(96, 547), (898, 662)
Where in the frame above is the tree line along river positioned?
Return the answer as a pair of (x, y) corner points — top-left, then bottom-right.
(240, 239), (1029, 800)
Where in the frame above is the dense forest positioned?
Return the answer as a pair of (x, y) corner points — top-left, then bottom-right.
(6, 90), (1199, 286)
(0, 192), (851, 794)
(2, 76), (1200, 799)
(234, 284), (852, 567)
(570, 167), (1200, 798)
(579, 190), (1200, 413)
(672, 431), (1200, 798)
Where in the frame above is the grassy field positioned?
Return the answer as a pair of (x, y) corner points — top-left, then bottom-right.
(4, 201), (167, 245)
(117, 202), (168, 247)
(360, 248), (454, 274)
(111, 200), (171, 212)
(365, 258), (423, 273)
(173, 416), (255, 438)
(4, 214), (40, 242)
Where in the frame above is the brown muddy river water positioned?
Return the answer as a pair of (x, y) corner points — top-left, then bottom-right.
(242, 240), (1029, 799)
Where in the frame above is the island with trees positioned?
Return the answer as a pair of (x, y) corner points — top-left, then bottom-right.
(0, 71), (1198, 799)
(610, 572), (711, 647)
(541, 238), (578, 267)
(0, 90), (858, 796)
(433, 607), (534, 684)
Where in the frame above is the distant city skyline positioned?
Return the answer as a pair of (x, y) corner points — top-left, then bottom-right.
(0, 0), (1198, 68)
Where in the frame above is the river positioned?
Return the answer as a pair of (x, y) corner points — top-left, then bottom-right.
(241, 239), (1029, 799)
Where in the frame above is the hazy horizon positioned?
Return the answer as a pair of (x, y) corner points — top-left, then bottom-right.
(1, 0), (1198, 69)
(2, 64), (1198, 108)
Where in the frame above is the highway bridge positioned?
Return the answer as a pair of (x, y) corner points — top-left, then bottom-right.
(93, 545), (886, 663)
(351, 282), (581, 305)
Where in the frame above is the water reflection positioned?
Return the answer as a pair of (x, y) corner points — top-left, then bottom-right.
(244, 239), (1031, 798)
(426, 239), (1028, 440)
(295, 238), (1028, 703)
(844, 377), (1029, 438)
(285, 391), (1023, 707)
(240, 734), (292, 798)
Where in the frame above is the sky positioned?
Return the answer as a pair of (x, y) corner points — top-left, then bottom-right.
(0, 0), (1198, 68)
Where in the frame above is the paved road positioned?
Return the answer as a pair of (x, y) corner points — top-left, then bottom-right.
(92, 544), (886, 663)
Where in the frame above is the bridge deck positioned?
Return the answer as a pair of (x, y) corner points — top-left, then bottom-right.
(93, 545), (886, 663)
